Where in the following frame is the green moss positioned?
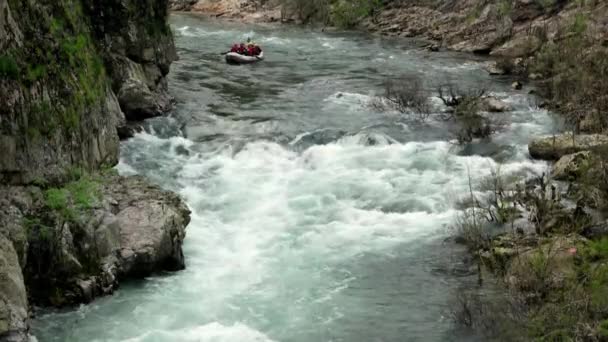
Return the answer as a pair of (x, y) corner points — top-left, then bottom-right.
(26, 64), (46, 83)
(599, 320), (608, 338)
(571, 12), (588, 36)
(498, 0), (513, 18)
(44, 188), (69, 211)
(582, 238), (608, 261)
(66, 177), (99, 209)
(0, 54), (19, 79)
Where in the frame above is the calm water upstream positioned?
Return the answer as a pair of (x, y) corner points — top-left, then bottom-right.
(32, 13), (557, 342)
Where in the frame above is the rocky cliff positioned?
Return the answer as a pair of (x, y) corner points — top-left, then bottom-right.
(0, 1), (189, 341)
(0, 0), (177, 185)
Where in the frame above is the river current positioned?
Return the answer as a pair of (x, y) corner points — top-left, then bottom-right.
(32, 13), (556, 342)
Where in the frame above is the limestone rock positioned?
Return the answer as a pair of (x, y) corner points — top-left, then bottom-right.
(528, 134), (608, 160)
(103, 174), (191, 277)
(0, 236), (28, 342)
(482, 97), (511, 112)
(484, 62), (507, 75)
(118, 79), (162, 121)
(169, 0), (199, 11)
(491, 36), (542, 58)
(582, 221), (608, 240)
(551, 151), (592, 181)
(512, 81), (523, 90)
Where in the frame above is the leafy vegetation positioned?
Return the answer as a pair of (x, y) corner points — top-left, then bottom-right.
(0, 54), (20, 79)
(7, 0), (110, 137)
(25, 169), (103, 306)
(277, 0), (382, 27)
(531, 11), (608, 134)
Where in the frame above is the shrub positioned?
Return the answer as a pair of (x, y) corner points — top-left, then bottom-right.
(26, 64), (46, 83)
(0, 54), (19, 79)
(331, 0), (382, 28)
(372, 74), (431, 121)
(531, 11), (608, 133)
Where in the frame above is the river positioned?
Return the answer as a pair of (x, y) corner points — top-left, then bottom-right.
(31, 13), (556, 342)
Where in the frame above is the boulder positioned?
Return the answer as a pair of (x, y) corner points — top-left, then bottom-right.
(512, 81), (523, 90)
(0, 236), (28, 342)
(117, 79), (162, 121)
(484, 62), (508, 75)
(482, 97), (511, 112)
(528, 134), (608, 160)
(581, 221), (608, 240)
(491, 35), (542, 58)
(551, 151), (591, 181)
(102, 175), (191, 277)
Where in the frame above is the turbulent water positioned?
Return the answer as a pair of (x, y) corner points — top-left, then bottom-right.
(32, 14), (557, 342)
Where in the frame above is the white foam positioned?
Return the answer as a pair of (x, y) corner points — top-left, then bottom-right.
(123, 322), (275, 342)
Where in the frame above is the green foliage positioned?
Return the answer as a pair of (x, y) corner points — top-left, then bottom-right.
(599, 319), (608, 338)
(497, 0), (513, 18)
(583, 238), (608, 261)
(44, 188), (69, 211)
(0, 54), (19, 79)
(43, 172), (100, 222)
(331, 0), (381, 28)
(570, 12), (588, 36)
(26, 64), (46, 83)
(466, 4), (483, 24)
(66, 177), (99, 209)
(531, 10), (608, 133)
(535, 0), (557, 10)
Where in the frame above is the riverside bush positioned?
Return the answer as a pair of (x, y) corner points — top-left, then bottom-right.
(532, 11), (608, 133)
(0, 54), (19, 79)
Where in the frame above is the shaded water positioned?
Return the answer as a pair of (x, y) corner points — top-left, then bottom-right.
(32, 14), (556, 342)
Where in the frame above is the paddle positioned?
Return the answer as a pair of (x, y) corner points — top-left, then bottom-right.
(220, 51), (230, 55)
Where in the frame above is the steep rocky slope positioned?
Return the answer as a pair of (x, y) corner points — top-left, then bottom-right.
(0, 1), (189, 341)
(1, 0), (177, 185)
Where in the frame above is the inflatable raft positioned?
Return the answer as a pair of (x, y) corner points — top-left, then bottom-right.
(225, 51), (264, 64)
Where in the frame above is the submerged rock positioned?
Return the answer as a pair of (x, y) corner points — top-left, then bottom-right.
(512, 81), (523, 90)
(484, 61), (508, 75)
(482, 97), (511, 112)
(528, 134), (608, 160)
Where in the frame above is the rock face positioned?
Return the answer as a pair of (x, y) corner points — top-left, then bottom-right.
(175, 0), (281, 22)
(528, 134), (608, 160)
(170, 0), (199, 11)
(87, 0), (178, 121)
(0, 0), (176, 185)
(17, 174), (191, 308)
(0, 236), (28, 342)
